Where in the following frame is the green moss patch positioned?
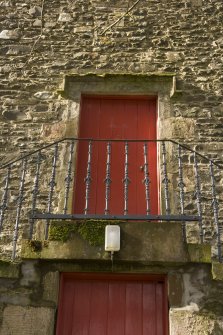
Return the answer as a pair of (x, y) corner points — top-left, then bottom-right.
(49, 220), (124, 246)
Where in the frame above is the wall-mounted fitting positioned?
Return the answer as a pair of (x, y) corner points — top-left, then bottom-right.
(105, 225), (120, 252)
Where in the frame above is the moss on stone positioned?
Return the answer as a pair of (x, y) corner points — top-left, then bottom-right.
(0, 260), (20, 278)
(187, 243), (211, 263)
(212, 262), (223, 281)
(48, 221), (78, 242)
(48, 220), (123, 246)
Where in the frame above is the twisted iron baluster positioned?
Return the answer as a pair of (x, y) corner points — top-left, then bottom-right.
(63, 140), (75, 214)
(45, 144), (58, 240)
(12, 158), (27, 260)
(210, 161), (222, 262)
(104, 142), (112, 215)
(0, 165), (11, 234)
(29, 151), (42, 239)
(178, 144), (186, 242)
(123, 141), (130, 215)
(143, 143), (151, 215)
(162, 141), (170, 215)
(194, 152), (203, 243)
(84, 141), (92, 215)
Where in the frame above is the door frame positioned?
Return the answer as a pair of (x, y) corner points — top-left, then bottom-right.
(56, 272), (169, 335)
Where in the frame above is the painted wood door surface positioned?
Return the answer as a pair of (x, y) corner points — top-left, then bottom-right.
(73, 96), (158, 215)
(56, 273), (168, 335)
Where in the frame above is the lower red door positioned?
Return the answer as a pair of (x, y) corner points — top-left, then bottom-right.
(56, 273), (168, 335)
(73, 96), (158, 216)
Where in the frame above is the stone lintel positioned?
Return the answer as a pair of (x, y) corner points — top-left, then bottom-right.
(21, 221), (210, 265)
(57, 72), (179, 100)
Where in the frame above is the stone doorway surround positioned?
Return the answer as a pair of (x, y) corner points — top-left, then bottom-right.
(57, 72), (181, 142)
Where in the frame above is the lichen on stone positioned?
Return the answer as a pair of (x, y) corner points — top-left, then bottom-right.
(48, 220), (123, 246)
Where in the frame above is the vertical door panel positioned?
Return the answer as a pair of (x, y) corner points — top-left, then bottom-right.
(125, 282), (142, 334)
(107, 282), (126, 335)
(56, 279), (75, 335)
(143, 282), (157, 334)
(88, 281), (109, 335)
(71, 281), (91, 335)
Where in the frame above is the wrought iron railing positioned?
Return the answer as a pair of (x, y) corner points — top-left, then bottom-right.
(0, 138), (222, 261)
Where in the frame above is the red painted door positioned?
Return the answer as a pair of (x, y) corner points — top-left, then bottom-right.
(56, 273), (168, 335)
(73, 96), (158, 215)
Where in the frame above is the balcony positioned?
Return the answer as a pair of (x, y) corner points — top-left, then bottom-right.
(0, 138), (222, 262)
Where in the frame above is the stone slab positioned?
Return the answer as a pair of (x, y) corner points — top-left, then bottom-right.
(0, 306), (55, 335)
(20, 221), (208, 264)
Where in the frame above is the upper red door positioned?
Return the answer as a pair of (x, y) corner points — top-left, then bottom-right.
(73, 96), (158, 215)
(56, 273), (168, 335)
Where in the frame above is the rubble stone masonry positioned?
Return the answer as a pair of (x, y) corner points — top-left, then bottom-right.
(0, 0), (223, 160)
(0, 0), (223, 334)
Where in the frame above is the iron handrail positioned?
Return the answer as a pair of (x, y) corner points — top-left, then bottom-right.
(0, 137), (221, 170)
(0, 137), (222, 262)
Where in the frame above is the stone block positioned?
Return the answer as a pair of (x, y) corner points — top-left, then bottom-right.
(187, 244), (211, 263)
(0, 306), (55, 335)
(170, 308), (223, 335)
(0, 30), (20, 40)
(42, 271), (59, 304)
(34, 91), (53, 100)
(58, 13), (72, 22)
(29, 6), (41, 17)
(168, 273), (184, 307)
(20, 261), (40, 287)
(0, 262), (19, 279)
(212, 262), (223, 281)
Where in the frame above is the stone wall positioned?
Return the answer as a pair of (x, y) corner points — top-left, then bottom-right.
(1, 1), (223, 334)
(0, 260), (223, 334)
(0, 0), (223, 161)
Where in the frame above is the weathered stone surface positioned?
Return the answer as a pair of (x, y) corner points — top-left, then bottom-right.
(28, 6), (42, 17)
(21, 221), (208, 264)
(168, 273), (184, 307)
(0, 30), (20, 40)
(0, 262), (19, 279)
(34, 91), (54, 100)
(58, 12), (72, 22)
(0, 306), (55, 335)
(212, 262), (223, 281)
(187, 244), (211, 263)
(170, 309), (223, 335)
(42, 271), (59, 304)
(20, 261), (40, 287)
(0, 1), (223, 333)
